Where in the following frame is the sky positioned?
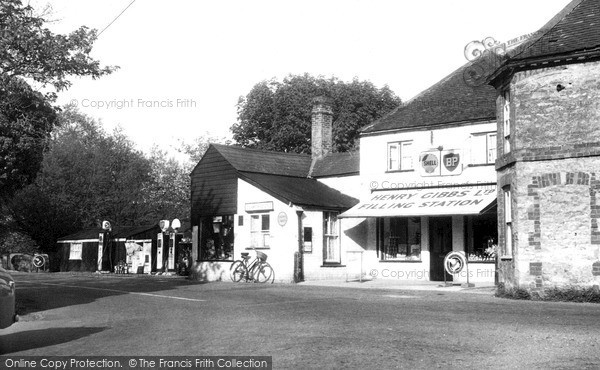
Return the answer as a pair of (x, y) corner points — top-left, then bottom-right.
(35, 0), (573, 161)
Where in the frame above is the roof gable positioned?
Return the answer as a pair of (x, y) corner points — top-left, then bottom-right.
(240, 172), (358, 210)
(508, 0), (600, 63)
(212, 144), (312, 178)
(362, 62), (497, 134)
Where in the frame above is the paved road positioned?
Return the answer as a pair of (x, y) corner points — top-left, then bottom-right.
(2, 273), (600, 369)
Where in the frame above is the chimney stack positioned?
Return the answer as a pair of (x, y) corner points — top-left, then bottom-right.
(311, 96), (333, 160)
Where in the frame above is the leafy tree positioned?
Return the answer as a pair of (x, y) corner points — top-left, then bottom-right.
(139, 146), (191, 224)
(0, 0), (116, 92)
(7, 107), (152, 252)
(0, 0), (116, 199)
(231, 74), (401, 153)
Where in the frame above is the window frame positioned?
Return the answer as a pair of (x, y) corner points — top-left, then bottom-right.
(470, 131), (497, 165)
(503, 90), (511, 154)
(387, 141), (414, 172)
(199, 215), (235, 261)
(502, 187), (513, 259)
(323, 211), (341, 264)
(250, 213), (271, 249)
(69, 242), (83, 260)
(378, 217), (422, 262)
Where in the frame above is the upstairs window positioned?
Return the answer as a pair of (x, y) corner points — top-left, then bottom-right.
(388, 141), (413, 171)
(471, 132), (497, 165)
(503, 90), (511, 153)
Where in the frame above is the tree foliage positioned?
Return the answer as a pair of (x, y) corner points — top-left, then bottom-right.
(231, 74), (401, 153)
(5, 107), (196, 253)
(0, 0), (116, 199)
(0, 0), (117, 92)
(7, 108), (152, 251)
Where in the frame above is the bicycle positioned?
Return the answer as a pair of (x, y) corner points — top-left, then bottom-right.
(230, 250), (274, 283)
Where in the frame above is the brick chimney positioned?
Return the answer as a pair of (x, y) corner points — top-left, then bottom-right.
(311, 96), (333, 160)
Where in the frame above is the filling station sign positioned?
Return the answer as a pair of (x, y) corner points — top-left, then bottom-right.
(340, 186), (496, 218)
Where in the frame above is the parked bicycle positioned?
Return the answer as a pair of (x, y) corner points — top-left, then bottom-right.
(230, 250), (274, 283)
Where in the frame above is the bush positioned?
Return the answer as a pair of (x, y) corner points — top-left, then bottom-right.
(496, 283), (531, 300)
(496, 283), (600, 303)
(541, 287), (600, 303)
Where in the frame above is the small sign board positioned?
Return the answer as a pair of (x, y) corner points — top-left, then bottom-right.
(245, 201), (274, 212)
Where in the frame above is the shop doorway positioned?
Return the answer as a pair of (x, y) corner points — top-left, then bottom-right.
(429, 216), (452, 281)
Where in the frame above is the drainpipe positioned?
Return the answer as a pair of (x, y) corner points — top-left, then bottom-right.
(295, 208), (304, 282)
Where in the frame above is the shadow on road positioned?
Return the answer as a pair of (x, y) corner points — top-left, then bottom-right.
(14, 273), (206, 315)
(0, 326), (108, 354)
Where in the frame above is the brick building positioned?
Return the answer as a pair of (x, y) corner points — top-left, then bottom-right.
(489, 0), (600, 290)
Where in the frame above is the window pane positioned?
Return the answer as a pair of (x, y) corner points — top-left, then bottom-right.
(504, 190), (512, 222)
(401, 142), (413, 170)
(324, 212), (340, 263)
(388, 144), (398, 170)
(250, 215), (259, 231)
(470, 134), (486, 164)
(505, 223), (513, 257)
(487, 134), (497, 163)
(261, 214), (270, 231)
(382, 217), (421, 261)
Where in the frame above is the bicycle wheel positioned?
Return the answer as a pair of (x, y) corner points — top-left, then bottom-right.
(254, 262), (274, 283)
(230, 261), (247, 282)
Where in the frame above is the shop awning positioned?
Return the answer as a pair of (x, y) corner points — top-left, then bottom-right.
(338, 185), (497, 218)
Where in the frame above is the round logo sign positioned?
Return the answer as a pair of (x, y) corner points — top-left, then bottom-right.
(32, 255), (45, 268)
(443, 251), (466, 275)
(421, 153), (439, 174)
(277, 212), (288, 226)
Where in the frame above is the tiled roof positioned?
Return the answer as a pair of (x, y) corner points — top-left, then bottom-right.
(507, 0), (600, 63)
(111, 225), (158, 238)
(212, 144), (312, 178)
(240, 172), (358, 210)
(310, 151), (360, 178)
(361, 61), (497, 134)
(57, 228), (102, 241)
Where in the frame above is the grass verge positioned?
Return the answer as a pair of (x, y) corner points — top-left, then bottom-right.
(496, 283), (600, 303)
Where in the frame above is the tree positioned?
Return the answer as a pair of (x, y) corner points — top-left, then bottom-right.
(0, 0), (116, 92)
(0, 0), (117, 199)
(139, 146), (191, 224)
(231, 74), (401, 153)
(7, 107), (152, 252)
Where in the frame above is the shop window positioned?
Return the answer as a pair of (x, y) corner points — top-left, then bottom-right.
(465, 214), (498, 261)
(470, 132), (497, 165)
(250, 214), (270, 249)
(503, 188), (513, 258)
(387, 141), (413, 171)
(69, 243), (82, 260)
(378, 217), (421, 261)
(323, 212), (340, 263)
(503, 90), (511, 153)
(199, 215), (234, 261)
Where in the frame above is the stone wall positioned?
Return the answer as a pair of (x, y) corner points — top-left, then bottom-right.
(497, 60), (600, 290)
(510, 159), (600, 290)
(496, 60), (600, 170)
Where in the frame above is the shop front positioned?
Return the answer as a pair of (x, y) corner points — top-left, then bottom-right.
(340, 185), (498, 284)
